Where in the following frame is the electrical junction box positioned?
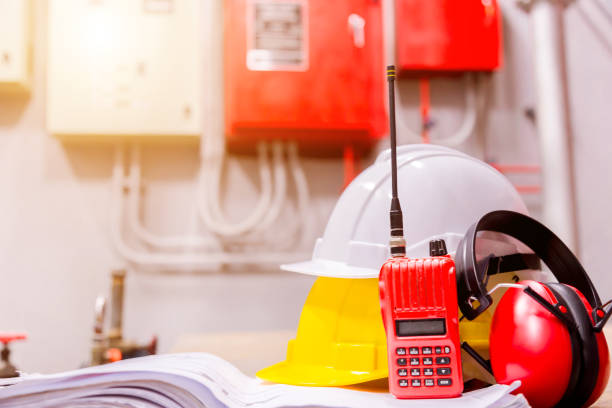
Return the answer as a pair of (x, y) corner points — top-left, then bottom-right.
(0, 0), (31, 92)
(47, 0), (202, 141)
(224, 0), (387, 156)
(395, 0), (502, 74)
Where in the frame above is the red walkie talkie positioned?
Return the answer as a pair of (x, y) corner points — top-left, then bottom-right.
(379, 240), (464, 398)
(379, 66), (463, 399)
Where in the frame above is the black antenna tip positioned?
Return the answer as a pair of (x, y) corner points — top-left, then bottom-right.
(386, 65), (396, 80)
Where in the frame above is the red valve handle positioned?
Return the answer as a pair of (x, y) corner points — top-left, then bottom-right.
(105, 348), (123, 363)
(0, 333), (27, 345)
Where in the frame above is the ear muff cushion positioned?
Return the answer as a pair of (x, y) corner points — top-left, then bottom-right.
(490, 281), (574, 408)
(546, 283), (600, 408)
(573, 284), (612, 407)
(586, 328), (610, 407)
(566, 288), (610, 408)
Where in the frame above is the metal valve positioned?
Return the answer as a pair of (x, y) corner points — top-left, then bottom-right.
(90, 270), (156, 366)
(0, 333), (27, 378)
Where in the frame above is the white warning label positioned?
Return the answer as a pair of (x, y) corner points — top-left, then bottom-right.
(246, 0), (308, 71)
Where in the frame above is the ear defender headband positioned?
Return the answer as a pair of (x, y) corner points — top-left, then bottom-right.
(455, 210), (611, 327)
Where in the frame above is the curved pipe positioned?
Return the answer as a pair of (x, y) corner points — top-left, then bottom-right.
(400, 74), (479, 147)
(127, 145), (218, 249)
(110, 146), (310, 268)
(248, 141), (311, 248)
(250, 142), (287, 231)
(230, 142), (310, 249)
(197, 140), (275, 236)
(287, 142), (311, 247)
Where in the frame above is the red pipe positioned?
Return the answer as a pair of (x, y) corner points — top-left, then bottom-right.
(488, 162), (541, 194)
(514, 185), (542, 194)
(420, 77), (431, 144)
(489, 163), (541, 174)
(342, 145), (359, 190)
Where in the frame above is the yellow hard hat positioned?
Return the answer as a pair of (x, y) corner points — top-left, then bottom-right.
(257, 276), (493, 386)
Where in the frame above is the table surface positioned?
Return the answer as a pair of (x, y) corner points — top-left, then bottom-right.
(173, 328), (612, 407)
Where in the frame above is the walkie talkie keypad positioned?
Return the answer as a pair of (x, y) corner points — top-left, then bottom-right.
(390, 344), (455, 388)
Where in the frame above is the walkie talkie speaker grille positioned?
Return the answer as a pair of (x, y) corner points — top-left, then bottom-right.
(282, 144), (528, 279)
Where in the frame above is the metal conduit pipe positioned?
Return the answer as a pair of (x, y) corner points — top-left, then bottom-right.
(526, 0), (578, 251)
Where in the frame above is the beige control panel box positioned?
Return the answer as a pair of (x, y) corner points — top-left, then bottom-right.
(47, 0), (202, 140)
(0, 0), (31, 92)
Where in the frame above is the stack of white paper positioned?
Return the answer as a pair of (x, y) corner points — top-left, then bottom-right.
(0, 353), (529, 407)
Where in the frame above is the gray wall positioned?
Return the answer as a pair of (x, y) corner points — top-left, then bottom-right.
(0, 0), (611, 374)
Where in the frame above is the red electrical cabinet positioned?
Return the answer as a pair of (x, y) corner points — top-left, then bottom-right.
(395, 0), (502, 74)
(225, 0), (387, 155)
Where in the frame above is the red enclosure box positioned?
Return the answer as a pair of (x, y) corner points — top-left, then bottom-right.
(395, 0), (503, 74)
(224, 0), (387, 156)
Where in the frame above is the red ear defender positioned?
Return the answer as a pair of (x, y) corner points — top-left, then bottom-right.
(490, 280), (610, 408)
(490, 281), (573, 408)
(455, 211), (612, 407)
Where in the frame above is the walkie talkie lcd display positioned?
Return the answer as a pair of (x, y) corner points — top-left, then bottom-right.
(379, 240), (464, 398)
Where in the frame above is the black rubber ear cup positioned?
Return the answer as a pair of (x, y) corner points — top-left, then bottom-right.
(454, 223), (492, 320)
(545, 283), (599, 407)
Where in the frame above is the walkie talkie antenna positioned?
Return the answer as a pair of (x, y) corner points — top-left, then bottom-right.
(387, 65), (406, 258)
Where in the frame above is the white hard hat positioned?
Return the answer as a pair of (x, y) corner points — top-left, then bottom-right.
(283, 144), (528, 279)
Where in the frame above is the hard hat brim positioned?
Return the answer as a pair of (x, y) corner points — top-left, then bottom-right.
(256, 360), (387, 387)
(281, 259), (379, 279)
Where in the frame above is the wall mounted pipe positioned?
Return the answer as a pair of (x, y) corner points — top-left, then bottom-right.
(528, 0), (578, 251)
(110, 146), (311, 269)
(127, 145), (219, 249)
(197, 140), (276, 237)
(397, 74), (480, 146)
